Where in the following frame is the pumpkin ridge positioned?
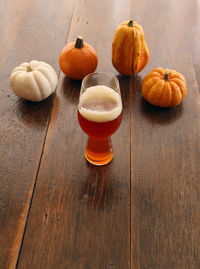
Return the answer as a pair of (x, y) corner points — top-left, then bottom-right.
(168, 82), (175, 107)
(132, 22), (142, 31)
(137, 31), (145, 73)
(13, 66), (27, 72)
(19, 62), (29, 68)
(28, 72), (42, 100)
(118, 30), (132, 75)
(143, 74), (161, 85)
(153, 68), (165, 77)
(122, 30), (133, 74)
(32, 71), (49, 100)
(132, 24), (148, 72)
(142, 42), (149, 70)
(159, 81), (171, 107)
(132, 29), (141, 73)
(170, 73), (186, 81)
(143, 75), (160, 84)
(119, 21), (128, 27)
(169, 81), (182, 106)
(38, 63), (55, 73)
(151, 72), (162, 78)
(10, 72), (19, 90)
(11, 72), (26, 97)
(170, 77), (185, 83)
(12, 70), (27, 77)
(170, 78), (187, 98)
(142, 76), (161, 98)
(130, 29), (135, 74)
(112, 28), (127, 73)
(146, 79), (164, 102)
(132, 30), (139, 73)
(134, 27), (149, 73)
(37, 66), (55, 90)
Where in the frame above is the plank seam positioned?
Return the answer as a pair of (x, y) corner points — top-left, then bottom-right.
(14, 3), (76, 268)
(130, 76), (133, 269)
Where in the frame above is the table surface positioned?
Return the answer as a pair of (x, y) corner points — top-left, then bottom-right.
(1, 0), (200, 268)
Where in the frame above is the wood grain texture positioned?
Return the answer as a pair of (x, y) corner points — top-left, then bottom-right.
(0, 1), (74, 268)
(130, 0), (200, 268)
(1, 0), (200, 268)
(17, 0), (131, 268)
(174, 0), (200, 94)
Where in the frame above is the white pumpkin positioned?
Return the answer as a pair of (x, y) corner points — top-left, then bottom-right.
(10, 60), (58, 102)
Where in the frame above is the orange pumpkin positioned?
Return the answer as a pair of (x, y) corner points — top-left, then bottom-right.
(59, 36), (98, 80)
(112, 19), (149, 75)
(142, 68), (187, 107)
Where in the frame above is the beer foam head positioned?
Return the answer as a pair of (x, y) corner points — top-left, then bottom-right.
(78, 85), (122, 122)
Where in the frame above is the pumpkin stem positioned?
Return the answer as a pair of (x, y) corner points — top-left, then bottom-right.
(27, 65), (32, 72)
(164, 71), (169, 81)
(128, 20), (134, 27)
(75, 36), (84, 48)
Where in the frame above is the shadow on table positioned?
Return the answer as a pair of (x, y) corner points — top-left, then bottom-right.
(79, 163), (115, 210)
(117, 74), (133, 112)
(139, 98), (184, 125)
(15, 93), (55, 127)
(61, 76), (81, 104)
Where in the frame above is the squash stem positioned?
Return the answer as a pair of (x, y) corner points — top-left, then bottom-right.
(128, 20), (134, 27)
(75, 36), (84, 48)
(27, 65), (32, 72)
(164, 71), (169, 81)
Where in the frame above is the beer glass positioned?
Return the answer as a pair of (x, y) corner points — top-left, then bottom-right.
(78, 72), (122, 165)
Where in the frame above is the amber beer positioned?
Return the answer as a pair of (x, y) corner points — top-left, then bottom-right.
(78, 85), (122, 165)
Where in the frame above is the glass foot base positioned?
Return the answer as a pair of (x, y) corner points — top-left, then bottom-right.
(84, 136), (113, 166)
(85, 151), (113, 166)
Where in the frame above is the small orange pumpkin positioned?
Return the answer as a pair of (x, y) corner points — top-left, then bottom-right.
(142, 68), (187, 107)
(112, 19), (149, 75)
(59, 36), (98, 80)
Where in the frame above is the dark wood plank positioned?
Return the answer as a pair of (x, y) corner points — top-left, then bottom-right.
(16, 0), (131, 268)
(0, 1), (74, 268)
(130, 0), (200, 268)
(176, 0), (200, 93)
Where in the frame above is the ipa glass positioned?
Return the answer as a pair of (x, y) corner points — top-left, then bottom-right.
(78, 72), (122, 165)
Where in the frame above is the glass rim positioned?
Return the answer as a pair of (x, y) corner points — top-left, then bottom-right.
(81, 71), (120, 90)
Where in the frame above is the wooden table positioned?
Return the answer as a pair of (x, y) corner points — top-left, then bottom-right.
(0, 0), (200, 268)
